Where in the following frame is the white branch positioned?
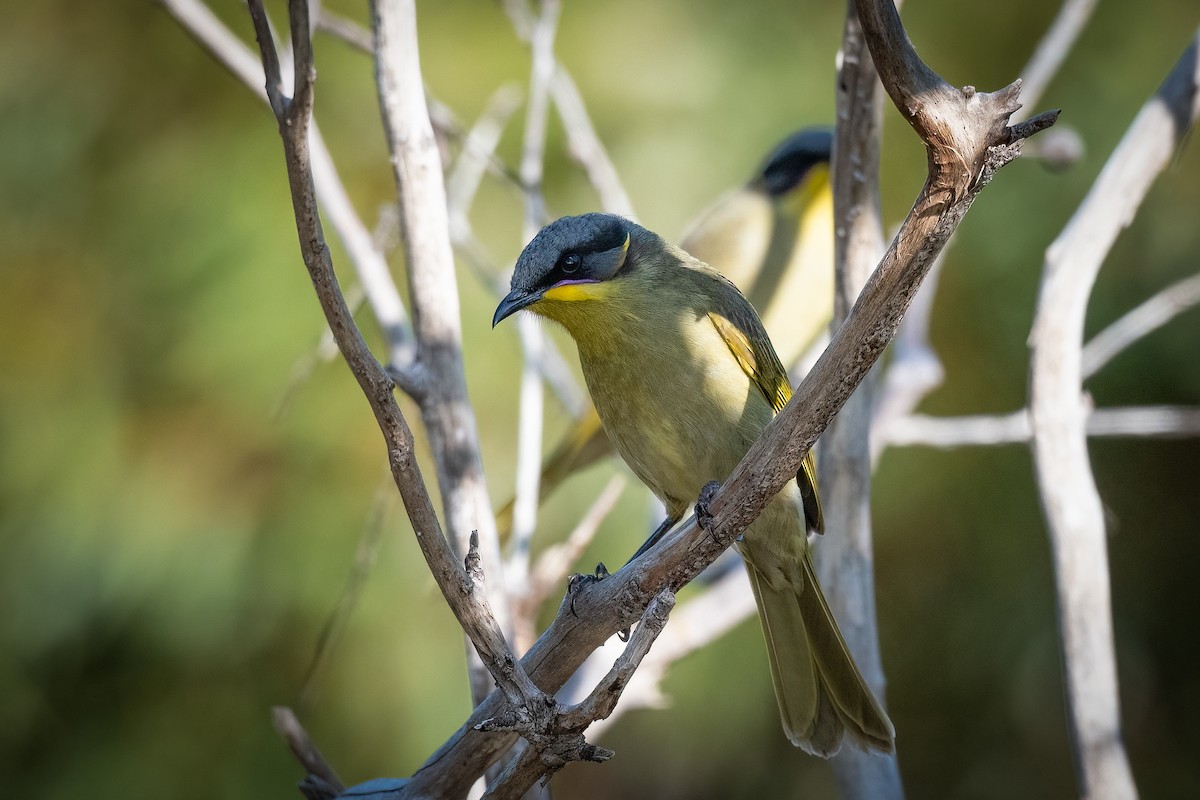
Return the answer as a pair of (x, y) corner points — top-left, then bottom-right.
(370, 0), (512, 706)
(884, 405), (1200, 448)
(1029, 27), (1200, 800)
(1081, 271), (1200, 379)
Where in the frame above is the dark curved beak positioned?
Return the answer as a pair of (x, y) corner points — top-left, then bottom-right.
(492, 288), (541, 327)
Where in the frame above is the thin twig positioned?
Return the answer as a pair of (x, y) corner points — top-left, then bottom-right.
(1016, 0), (1098, 118)
(502, 0), (636, 218)
(480, 590), (676, 799)
(551, 70), (637, 218)
(1028, 27), (1199, 800)
(524, 475), (627, 611)
(515, 476), (628, 654)
(444, 84), (524, 231)
(162, 0), (416, 369)
(507, 0), (561, 620)
(1081, 271), (1200, 379)
(272, 706), (345, 798)
(884, 405), (1200, 448)
(571, 560), (756, 741)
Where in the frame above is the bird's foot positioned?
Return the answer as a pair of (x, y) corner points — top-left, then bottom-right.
(695, 480), (720, 529)
(566, 563), (610, 617)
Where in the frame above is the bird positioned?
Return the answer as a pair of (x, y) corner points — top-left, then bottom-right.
(494, 129), (835, 538)
(492, 211), (895, 756)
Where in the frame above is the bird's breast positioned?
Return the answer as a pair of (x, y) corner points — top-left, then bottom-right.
(573, 305), (773, 514)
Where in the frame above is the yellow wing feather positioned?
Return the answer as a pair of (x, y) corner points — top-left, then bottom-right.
(706, 307), (824, 535)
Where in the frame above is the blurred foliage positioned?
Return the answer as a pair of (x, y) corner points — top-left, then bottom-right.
(1, 1), (1198, 798)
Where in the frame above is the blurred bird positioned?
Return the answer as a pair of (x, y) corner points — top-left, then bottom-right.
(495, 129), (834, 536)
(492, 212), (894, 755)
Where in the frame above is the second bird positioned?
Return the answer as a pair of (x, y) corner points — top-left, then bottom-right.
(493, 212), (895, 756)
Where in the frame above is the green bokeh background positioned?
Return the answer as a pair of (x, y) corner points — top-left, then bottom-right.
(3, 1), (1198, 798)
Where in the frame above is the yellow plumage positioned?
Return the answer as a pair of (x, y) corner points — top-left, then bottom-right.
(495, 130), (835, 538)
(493, 212), (894, 755)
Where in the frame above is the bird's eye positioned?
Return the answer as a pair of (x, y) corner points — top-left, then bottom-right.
(561, 253), (581, 273)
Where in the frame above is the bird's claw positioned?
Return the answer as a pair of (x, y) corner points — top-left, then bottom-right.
(696, 480), (720, 529)
(567, 563), (610, 617)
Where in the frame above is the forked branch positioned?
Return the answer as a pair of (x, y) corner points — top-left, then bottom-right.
(403, 0), (1058, 794)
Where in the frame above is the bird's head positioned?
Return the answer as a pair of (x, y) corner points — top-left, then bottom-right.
(493, 213), (643, 327)
(753, 128), (833, 198)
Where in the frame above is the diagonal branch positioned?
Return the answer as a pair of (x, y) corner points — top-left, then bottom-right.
(871, 0), (1096, 463)
(1081, 271), (1200, 379)
(480, 590), (676, 799)
(402, 1), (1057, 792)
(162, 0), (415, 368)
(242, 0), (539, 758)
(1028, 27), (1200, 800)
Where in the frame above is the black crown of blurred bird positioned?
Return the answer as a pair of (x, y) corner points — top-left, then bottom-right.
(492, 129), (896, 756)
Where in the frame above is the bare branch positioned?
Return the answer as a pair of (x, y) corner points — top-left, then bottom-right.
(481, 590), (676, 799)
(872, 0), (1096, 463)
(524, 475), (627, 611)
(883, 405), (1200, 448)
(162, 0), (415, 366)
(821, 2), (902, 796)
(272, 706), (345, 798)
(1016, 0), (1098, 116)
(445, 85), (524, 230)
(403, 1), (1057, 789)
(1081, 271), (1200, 379)
(240, 0), (543, 744)
(1029, 28), (1199, 800)
(576, 559), (756, 741)
(551, 70), (637, 218)
(368, 0), (513, 707)
(315, 6), (374, 52)
(507, 1), (562, 623)
(502, 0), (636, 218)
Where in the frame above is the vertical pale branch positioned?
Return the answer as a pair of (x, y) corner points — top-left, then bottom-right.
(368, 0), (512, 706)
(1029, 29), (1199, 800)
(819, 2), (903, 798)
(507, 0), (561, 626)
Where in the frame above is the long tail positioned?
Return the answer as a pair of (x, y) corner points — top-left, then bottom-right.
(744, 549), (895, 757)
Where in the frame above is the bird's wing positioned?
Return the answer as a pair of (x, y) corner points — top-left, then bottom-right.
(707, 291), (824, 535)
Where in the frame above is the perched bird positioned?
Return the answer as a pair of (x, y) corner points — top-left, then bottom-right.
(495, 129), (835, 537)
(492, 212), (895, 756)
